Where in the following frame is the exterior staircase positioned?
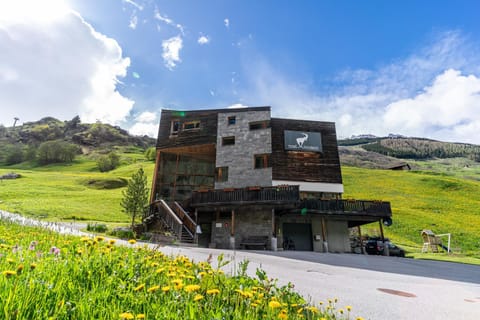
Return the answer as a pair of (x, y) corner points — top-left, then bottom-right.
(143, 200), (197, 244)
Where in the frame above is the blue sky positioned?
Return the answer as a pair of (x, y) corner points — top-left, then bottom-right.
(1, 1), (480, 143)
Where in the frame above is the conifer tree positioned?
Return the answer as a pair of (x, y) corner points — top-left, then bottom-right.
(121, 168), (149, 232)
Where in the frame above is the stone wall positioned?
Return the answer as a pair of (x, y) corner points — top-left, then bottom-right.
(215, 110), (272, 189)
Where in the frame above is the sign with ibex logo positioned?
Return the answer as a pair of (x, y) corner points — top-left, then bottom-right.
(284, 130), (322, 152)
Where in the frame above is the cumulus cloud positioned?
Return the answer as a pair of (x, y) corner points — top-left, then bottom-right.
(0, 0), (134, 127)
(224, 18), (229, 28)
(241, 31), (480, 143)
(129, 111), (159, 137)
(198, 35), (210, 45)
(162, 36), (183, 70)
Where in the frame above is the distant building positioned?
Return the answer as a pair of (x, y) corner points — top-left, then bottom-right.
(146, 106), (392, 252)
(387, 163), (411, 171)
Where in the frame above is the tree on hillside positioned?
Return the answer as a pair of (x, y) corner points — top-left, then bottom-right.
(120, 168), (149, 232)
(97, 152), (120, 172)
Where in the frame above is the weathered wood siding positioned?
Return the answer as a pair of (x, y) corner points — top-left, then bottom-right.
(270, 118), (342, 184)
(156, 109), (218, 148)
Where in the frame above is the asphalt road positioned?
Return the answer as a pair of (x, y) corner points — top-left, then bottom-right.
(156, 246), (480, 320)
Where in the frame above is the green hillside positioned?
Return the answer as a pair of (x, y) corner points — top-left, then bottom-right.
(342, 166), (480, 259)
(1, 153), (479, 262)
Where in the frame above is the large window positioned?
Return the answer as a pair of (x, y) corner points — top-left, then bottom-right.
(183, 121), (200, 130)
(215, 167), (228, 182)
(171, 120), (180, 135)
(254, 154), (271, 169)
(249, 120), (270, 130)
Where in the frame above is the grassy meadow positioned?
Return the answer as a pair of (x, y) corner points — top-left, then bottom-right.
(1, 153), (479, 261)
(0, 220), (355, 320)
(343, 166), (480, 260)
(0, 155), (154, 223)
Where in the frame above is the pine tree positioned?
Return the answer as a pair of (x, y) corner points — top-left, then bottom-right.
(120, 168), (149, 232)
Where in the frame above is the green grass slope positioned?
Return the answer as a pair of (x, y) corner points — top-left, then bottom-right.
(0, 156), (154, 223)
(342, 166), (480, 259)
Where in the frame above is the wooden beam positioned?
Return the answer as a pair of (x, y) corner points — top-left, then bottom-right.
(357, 225), (364, 254)
(150, 149), (161, 203)
(231, 209), (235, 237)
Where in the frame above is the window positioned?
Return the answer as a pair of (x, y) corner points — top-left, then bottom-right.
(228, 116), (236, 125)
(215, 167), (228, 182)
(254, 154), (271, 169)
(222, 136), (235, 146)
(183, 121), (200, 130)
(249, 120), (270, 130)
(171, 120), (180, 135)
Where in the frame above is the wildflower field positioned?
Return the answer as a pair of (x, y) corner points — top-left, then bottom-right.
(0, 220), (356, 320)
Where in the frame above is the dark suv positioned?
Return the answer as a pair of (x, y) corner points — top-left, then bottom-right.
(365, 238), (405, 257)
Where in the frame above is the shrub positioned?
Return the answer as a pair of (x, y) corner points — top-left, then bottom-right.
(86, 223), (108, 233)
(37, 140), (79, 164)
(144, 147), (156, 161)
(5, 145), (24, 165)
(97, 152), (120, 172)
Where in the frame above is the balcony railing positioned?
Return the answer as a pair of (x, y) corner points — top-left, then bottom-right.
(191, 185), (300, 205)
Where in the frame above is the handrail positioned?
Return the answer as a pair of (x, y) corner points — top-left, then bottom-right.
(191, 185), (300, 204)
(301, 199), (392, 216)
(156, 200), (183, 241)
(173, 202), (196, 237)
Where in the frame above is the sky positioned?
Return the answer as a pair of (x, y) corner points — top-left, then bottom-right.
(1, 0), (480, 144)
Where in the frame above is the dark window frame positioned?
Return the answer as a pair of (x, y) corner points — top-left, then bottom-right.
(254, 154), (271, 169)
(215, 166), (229, 182)
(183, 120), (201, 130)
(228, 116), (236, 125)
(171, 120), (180, 135)
(249, 120), (270, 130)
(222, 136), (235, 146)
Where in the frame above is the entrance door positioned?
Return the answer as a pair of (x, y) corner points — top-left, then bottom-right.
(282, 223), (313, 251)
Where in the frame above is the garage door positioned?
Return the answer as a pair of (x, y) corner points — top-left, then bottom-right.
(282, 223), (312, 251)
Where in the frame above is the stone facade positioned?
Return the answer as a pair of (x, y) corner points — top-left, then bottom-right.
(215, 110), (272, 189)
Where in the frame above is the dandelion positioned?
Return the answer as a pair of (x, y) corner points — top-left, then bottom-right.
(346, 305), (352, 312)
(356, 318), (365, 320)
(278, 309), (288, 319)
(95, 236), (105, 242)
(30, 263), (37, 270)
(184, 284), (201, 293)
(134, 284), (145, 292)
(193, 294), (204, 302)
(306, 306), (318, 314)
(161, 286), (170, 292)
(206, 288), (220, 295)
(339, 309), (344, 314)
(109, 239), (116, 245)
(136, 314), (145, 319)
(2, 270), (16, 277)
(119, 312), (134, 320)
(7, 258), (14, 263)
(81, 237), (90, 242)
(128, 239), (137, 245)
(147, 285), (160, 293)
(269, 300), (282, 309)
(16, 264), (24, 274)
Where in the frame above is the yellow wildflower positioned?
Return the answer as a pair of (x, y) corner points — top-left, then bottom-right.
(128, 239), (137, 245)
(147, 285), (160, 293)
(7, 258), (14, 263)
(134, 284), (145, 292)
(2, 270), (16, 277)
(269, 300), (282, 309)
(206, 289), (220, 295)
(346, 305), (352, 312)
(95, 236), (105, 242)
(109, 239), (116, 245)
(278, 310), (288, 319)
(161, 286), (170, 292)
(30, 263), (37, 270)
(136, 314), (145, 319)
(184, 284), (201, 293)
(306, 306), (318, 314)
(81, 237), (90, 242)
(119, 312), (134, 320)
(251, 303), (258, 308)
(193, 294), (204, 302)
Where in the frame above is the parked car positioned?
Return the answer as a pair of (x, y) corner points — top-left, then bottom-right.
(365, 238), (405, 257)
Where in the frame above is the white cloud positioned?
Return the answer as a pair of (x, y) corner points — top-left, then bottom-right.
(135, 111), (157, 123)
(129, 13), (138, 29)
(198, 35), (210, 45)
(0, 0), (134, 127)
(224, 18), (229, 28)
(384, 69), (480, 143)
(241, 31), (480, 143)
(162, 36), (183, 70)
(154, 7), (184, 34)
(129, 111), (159, 137)
(123, 0), (144, 11)
(227, 103), (249, 109)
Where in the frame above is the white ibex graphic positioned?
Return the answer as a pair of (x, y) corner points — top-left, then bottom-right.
(296, 133), (309, 148)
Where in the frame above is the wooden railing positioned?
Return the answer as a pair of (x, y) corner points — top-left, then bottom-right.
(191, 185), (300, 205)
(301, 199), (392, 216)
(147, 200), (183, 241)
(172, 201), (196, 238)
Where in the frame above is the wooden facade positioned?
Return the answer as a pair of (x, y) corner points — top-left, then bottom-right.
(270, 118), (342, 184)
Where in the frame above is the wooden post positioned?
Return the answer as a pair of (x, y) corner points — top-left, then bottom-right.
(150, 150), (161, 203)
(231, 209), (235, 237)
(321, 217), (328, 253)
(271, 208), (275, 237)
(357, 225), (365, 254)
(379, 220), (388, 256)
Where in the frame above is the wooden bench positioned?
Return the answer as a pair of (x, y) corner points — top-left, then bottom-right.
(240, 236), (269, 250)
